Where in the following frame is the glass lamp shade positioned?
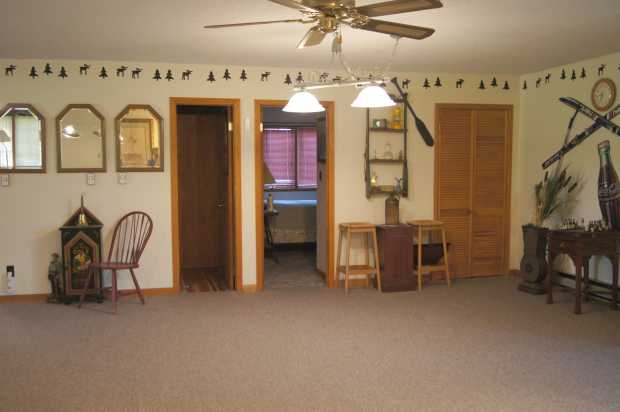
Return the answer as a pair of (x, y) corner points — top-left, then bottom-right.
(351, 85), (396, 108)
(283, 91), (325, 113)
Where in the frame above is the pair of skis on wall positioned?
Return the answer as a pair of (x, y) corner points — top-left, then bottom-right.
(542, 97), (620, 169)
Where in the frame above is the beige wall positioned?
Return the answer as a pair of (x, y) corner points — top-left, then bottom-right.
(517, 51), (620, 282)
(0, 59), (519, 294)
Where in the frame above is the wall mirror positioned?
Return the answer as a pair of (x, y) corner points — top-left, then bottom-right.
(56, 104), (106, 172)
(115, 105), (163, 172)
(0, 103), (46, 172)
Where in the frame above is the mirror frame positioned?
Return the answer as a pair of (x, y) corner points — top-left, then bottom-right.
(56, 104), (106, 173)
(0, 103), (46, 173)
(115, 104), (164, 172)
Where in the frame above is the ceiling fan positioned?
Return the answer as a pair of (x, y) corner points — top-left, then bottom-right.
(204, 0), (443, 49)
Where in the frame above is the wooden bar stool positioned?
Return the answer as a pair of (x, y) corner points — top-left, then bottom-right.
(407, 220), (451, 291)
(336, 223), (382, 294)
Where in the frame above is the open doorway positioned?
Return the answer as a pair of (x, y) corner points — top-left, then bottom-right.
(170, 98), (242, 293)
(254, 100), (335, 291)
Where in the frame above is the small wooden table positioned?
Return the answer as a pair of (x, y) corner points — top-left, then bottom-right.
(546, 230), (620, 314)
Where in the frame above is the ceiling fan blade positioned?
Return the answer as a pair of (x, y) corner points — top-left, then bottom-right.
(358, 19), (435, 40)
(297, 26), (327, 49)
(268, 0), (320, 13)
(204, 19), (305, 29)
(355, 0), (443, 17)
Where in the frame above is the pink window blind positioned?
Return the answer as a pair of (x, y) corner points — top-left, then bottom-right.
(264, 127), (317, 190)
(297, 128), (317, 188)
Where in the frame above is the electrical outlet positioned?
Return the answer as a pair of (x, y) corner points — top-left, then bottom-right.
(86, 173), (96, 185)
(0, 174), (9, 187)
(6, 265), (16, 295)
(118, 173), (128, 185)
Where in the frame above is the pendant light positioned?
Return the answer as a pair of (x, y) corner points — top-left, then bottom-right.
(283, 90), (325, 113)
(351, 85), (396, 108)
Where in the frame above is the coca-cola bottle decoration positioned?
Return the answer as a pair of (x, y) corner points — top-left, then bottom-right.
(597, 140), (620, 230)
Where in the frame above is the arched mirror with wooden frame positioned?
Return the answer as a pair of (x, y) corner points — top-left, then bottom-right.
(0, 103), (46, 173)
(115, 105), (163, 172)
(56, 104), (106, 173)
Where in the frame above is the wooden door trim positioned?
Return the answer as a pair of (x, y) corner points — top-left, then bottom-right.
(254, 100), (335, 291)
(170, 97), (243, 292)
(434, 103), (513, 276)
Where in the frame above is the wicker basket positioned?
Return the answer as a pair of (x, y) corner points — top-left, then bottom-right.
(385, 195), (400, 225)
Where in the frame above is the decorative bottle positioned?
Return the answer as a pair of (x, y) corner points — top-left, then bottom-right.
(597, 140), (620, 230)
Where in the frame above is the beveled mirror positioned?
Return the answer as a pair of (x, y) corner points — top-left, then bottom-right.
(56, 104), (106, 172)
(0, 103), (46, 172)
(115, 105), (163, 172)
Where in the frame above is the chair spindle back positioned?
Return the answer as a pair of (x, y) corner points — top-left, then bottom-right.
(108, 212), (153, 265)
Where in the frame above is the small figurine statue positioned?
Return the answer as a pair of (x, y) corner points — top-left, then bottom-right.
(370, 172), (378, 187)
(47, 253), (64, 303)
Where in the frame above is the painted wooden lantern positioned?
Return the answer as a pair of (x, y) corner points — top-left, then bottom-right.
(59, 206), (103, 300)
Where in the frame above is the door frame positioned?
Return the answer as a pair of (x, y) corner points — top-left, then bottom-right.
(434, 103), (513, 276)
(254, 100), (335, 291)
(170, 97), (243, 292)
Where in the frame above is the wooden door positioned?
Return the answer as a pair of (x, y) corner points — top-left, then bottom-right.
(470, 110), (511, 276)
(436, 108), (473, 277)
(435, 105), (512, 277)
(178, 106), (228, 274)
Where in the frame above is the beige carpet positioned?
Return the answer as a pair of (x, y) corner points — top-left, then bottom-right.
(1, 277), (619, 412)
(265, 247), (326, 289)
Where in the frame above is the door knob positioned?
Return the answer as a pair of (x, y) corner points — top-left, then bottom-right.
(217, 202), (225, 208)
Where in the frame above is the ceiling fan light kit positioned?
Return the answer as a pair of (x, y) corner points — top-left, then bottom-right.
(204, 0), (442, 48)
(351, 85), (396, 108)
(205, 0), (443, 114)
(283, 90), (326, 113)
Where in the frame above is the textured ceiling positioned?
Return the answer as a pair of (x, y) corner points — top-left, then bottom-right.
(1, 0), (619, 74)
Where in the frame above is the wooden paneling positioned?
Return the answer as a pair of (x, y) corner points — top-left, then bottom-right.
(435, 104), (512, 278)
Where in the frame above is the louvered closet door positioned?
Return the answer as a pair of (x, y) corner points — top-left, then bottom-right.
(436, 108), (473, 277)
(471, 109), (511, 276)
(435, 105), (512, 278)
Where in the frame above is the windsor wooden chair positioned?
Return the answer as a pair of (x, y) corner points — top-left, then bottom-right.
(78, 211), (153, 313)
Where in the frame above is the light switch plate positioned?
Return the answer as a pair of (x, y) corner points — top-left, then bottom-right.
(118, 173), (127, 185)
(86, 173), (96, 185)
(0, 174), (9, 187)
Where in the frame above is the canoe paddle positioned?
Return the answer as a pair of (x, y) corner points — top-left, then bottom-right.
(391, 77), (434, 147)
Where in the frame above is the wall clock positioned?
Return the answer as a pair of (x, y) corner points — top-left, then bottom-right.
(591, 78), (616, 112)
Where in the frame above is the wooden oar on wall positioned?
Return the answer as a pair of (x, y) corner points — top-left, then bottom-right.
(391, 77), (434, 147)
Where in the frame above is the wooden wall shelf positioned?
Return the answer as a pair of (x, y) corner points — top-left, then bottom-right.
(364, 94), (409, 198)
(369, 127), (407, 133)
(369, 158), (405, 164)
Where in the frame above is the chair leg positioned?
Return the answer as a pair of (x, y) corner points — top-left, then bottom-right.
(441, 227), (451, 287)
(111, 270), (118, 314)
(78, 267), (94, 309)
(371, 229), (382, 293)
(364, 233), (370, 288)
(129, 268), (145, 305)
(336, 229), (343, 289)
(345, 229), (352, 295)
(417, 226), (423, 292)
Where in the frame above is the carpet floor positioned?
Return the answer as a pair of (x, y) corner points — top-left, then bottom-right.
(1, 277), (619, 412)
(265, 246), (326, 289)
